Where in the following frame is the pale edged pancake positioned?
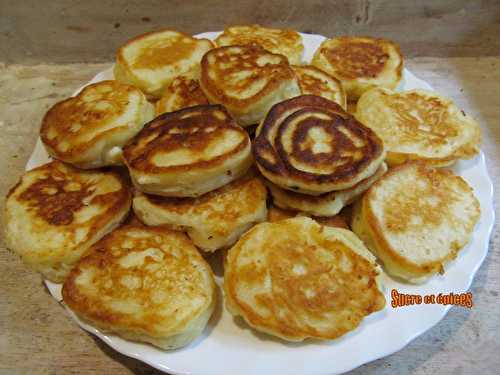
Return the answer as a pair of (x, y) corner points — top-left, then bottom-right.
(4, 161), (131, 282)
(114, 29), (214, 98)
(133, 171), (268, 252)
(253, 95), (385, 195)
(155, 72), (209, 116)
(41, 80), (154, 169)
(292, 65), (347, 109)
(356, 88), (482, 167)
(224, 217), (385, 342)
(215, 24), (304, 64)
(62, 225), (216, 349)
(267, 204), (349, 229)
(268, 163), (387, 216)
(312, 36), (403, 100)
(200, 44), (301, 127)
(122, 104), (253, 197)
(351, 162), (480, 284)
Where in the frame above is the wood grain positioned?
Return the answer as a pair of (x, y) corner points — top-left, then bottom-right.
(1, 1), (500, 64)
(0, 59), (499, 374)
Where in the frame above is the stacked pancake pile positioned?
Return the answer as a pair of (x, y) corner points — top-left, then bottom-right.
(4, 25), (482, 348)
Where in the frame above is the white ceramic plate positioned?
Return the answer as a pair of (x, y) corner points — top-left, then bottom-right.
(26, 32), (494, 375)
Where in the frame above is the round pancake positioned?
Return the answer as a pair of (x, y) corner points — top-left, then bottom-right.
(123, 104), (253, 197)
(268, 163), (387, 216)
(155, 72), (209, 116)
(224, 217), (385, 341)
(215, 24), (304, 64)
(312, 36), (403, 100)
(133, 172), (268, 252)
(267, 205), (349, 229)
(356, 88), (482, 167)
(40, 80), (155, 169)
(200, 44), (301, 127)
(4, 161), (131, 282)
(114, 29), (214, 98)
(351, 162), (480, 284)
(62, 225), (216, 349)
(292, 65), (347, 109)
(253, 95), (385, 195)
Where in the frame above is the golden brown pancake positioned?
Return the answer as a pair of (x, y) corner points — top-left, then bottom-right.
(356, 88), (482, 166)
(40, 80), (154, 169)
(312, 36), (403, 100)
(133, 171), (268, 252)
(253, 95), (385, 195)
(62, 225), (216, 349)
(352, 162), (480, 283)
(267, 163), (387, 217)
(292, 65), (346, 109)
(199, 44), (301, 127)
(114, 29), (214, 98)
(4, 161), (131, 282)
(224, 217), (385, 341)
(155, 73), (209, 115)
(215, 24), (304, 64)
(123, 104), (253, 197)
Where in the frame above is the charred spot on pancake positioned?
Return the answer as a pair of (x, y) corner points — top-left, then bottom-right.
(18, 174), (93, 225)
(323, 41), (389, 79)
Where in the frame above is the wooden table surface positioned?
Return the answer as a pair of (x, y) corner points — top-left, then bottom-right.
(0, 58), (499, 374)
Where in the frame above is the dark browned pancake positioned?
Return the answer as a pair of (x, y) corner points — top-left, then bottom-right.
(123, 104), (253, 197)
(312, 36), (403, 100)
(253, 95), (385, 195)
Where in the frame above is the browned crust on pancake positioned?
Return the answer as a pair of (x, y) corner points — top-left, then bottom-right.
(40, 80), (141, 159)
(214, 25), (303, 61)
(200, 45), (296, 111)
(253, 95), (384, 190)
(62, 224), (213, 334)
(292, 65), (346, 108)
(8, 160), (131, 243)
(362, 161), (480, 277)
(225, 219), (385, 340)
(123, 104), (250, 174)
(143, 170), (263, 214)
(318, 36), (403, 81)
(156, 76), (209, 115)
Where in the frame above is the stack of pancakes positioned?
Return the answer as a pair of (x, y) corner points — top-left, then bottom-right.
(4, 25), (482, 347)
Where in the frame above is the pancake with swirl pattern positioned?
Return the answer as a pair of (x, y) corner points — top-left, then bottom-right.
(4, 161), (131, 282)
(253, 95), (385, 195)
(224, 217), (385, 341)
(200, 45), (301, 127)
(123, 104), (253, 197)
(215, 24), (304, 64)
(312, 36), (403, 100)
